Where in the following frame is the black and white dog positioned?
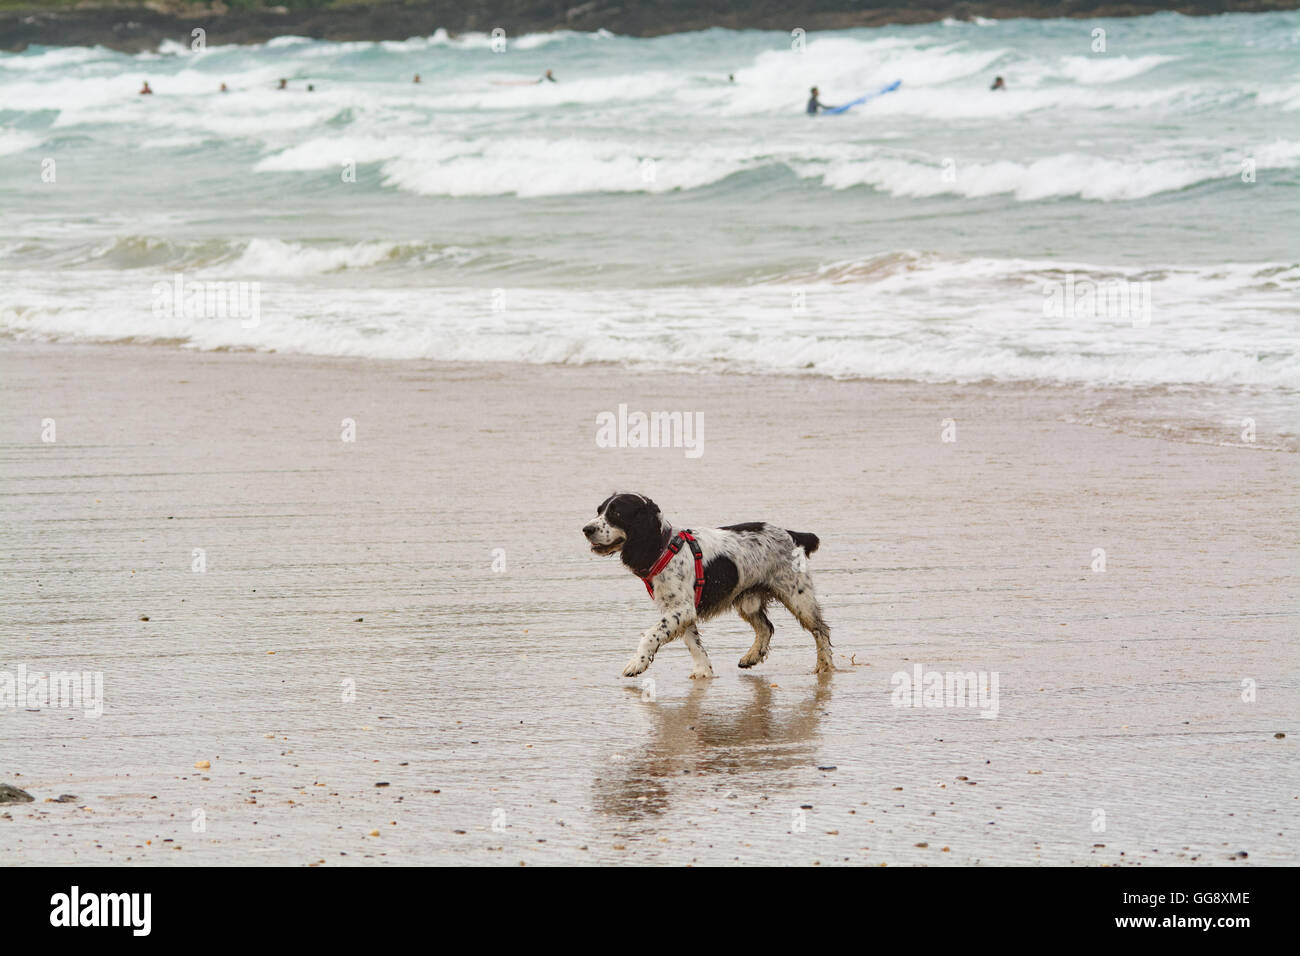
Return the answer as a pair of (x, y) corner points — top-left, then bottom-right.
(582, 493), (832, 678)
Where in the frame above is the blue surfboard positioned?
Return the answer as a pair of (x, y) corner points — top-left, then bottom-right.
(824, 80), (901, 114)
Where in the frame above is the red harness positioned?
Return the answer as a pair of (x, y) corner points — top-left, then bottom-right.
(642, 530), (705, 607)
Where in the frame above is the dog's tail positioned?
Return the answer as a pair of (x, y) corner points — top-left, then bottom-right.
(787, 530), (820, 556)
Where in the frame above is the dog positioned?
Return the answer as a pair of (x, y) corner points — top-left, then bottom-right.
(582, 493), (832, 678)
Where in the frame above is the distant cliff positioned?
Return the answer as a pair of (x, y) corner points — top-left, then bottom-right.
(2, 1), (1297, 53)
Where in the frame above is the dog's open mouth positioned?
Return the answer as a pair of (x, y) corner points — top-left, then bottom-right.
(590, 540), (623, 555)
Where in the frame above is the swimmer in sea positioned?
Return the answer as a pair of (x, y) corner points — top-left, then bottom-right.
(139, 80), (153, 95)
(806, 86), (836, 114)
(990, 76), (1006, 91)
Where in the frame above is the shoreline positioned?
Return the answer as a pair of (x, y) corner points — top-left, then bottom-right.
(4, 339), (1295, 453)
(2, 341), (1295, 865)
(2, 2), (1299, 53)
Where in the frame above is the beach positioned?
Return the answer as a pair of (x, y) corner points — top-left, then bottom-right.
(2, 341), (1295, 866)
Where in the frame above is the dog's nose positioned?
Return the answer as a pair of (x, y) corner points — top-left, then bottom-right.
(582, 523), (597, 537)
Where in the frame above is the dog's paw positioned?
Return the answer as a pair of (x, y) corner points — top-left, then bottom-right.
(689, 666), (715, 680)
(622, 655), (650, 678)
(737, 652), (764, 669)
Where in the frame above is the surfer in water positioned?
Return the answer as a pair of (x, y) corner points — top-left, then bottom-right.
(139, 80), (153, 95)
(490, 69), (558, 87)
(806, 86), (836, 114)
(990, 76), (1006, 91)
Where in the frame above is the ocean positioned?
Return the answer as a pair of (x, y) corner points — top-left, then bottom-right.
(1, 12), (1297, 402)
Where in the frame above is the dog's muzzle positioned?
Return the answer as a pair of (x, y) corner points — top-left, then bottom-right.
(583, 521), (624, 555)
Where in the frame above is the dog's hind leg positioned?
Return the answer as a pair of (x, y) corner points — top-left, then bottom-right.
(681, 624), (715, 679)
(736, 590), (775, 669)
(776, 574), (834, 674)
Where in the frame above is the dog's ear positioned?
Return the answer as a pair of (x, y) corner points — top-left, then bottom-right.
(617, 496), (666, 574)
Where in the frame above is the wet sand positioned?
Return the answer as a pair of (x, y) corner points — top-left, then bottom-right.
(1, 342), (1296, 866)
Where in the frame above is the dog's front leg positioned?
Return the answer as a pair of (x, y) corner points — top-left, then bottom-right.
(622, 611), (691, 678)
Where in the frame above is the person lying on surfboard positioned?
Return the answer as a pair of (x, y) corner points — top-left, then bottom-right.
(492, 69), (558, 87)
(806, 86), (836, 114)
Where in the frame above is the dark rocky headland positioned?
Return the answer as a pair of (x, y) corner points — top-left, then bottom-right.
(2, 1), (1298, 54)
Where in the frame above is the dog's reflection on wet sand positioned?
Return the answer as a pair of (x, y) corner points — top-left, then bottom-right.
(593, 673), (833, 821)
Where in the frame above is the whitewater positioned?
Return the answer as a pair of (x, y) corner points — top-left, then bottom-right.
(1, 11), (1297, 396)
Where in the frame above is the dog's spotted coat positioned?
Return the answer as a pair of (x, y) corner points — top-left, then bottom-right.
(582, 493), (832, 678)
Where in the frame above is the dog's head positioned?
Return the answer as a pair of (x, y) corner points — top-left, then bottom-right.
(582, 493), (666, 560)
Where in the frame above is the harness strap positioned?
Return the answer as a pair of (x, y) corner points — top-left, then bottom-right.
(642, 530), (705, 608)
